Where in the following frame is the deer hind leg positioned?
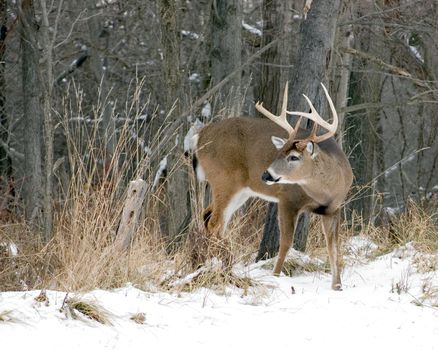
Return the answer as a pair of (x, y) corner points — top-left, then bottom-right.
(273, 203), (299, 276)
(321, 212), (342, 290)
(202, 206), (213, 229)
(204, 186), (249, 236)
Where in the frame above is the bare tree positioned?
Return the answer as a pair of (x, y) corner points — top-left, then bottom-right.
(38, 0), (58, 241)
(19, 0), (43, 226)
(255, 0), (294, 260)
(0, 0), (8, 180)
(209, 0), (242, 115)
(158, 0), (190, 240)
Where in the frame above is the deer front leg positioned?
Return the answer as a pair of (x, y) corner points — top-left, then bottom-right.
(321, 212), (342, 290)
(273, 204), (299, 276)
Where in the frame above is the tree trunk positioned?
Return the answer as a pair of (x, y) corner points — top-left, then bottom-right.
(254, 0), (286, 260)
(345, 1), (387, 220)
(0, 0), (10, 184)
(86, 0), (116, 157)
(158, 0), (190, 241)
(209, 0), (242, 115)
(38, 0), (55, 241)
(19, 0), (43, 226)
(258, 0), (341, 259)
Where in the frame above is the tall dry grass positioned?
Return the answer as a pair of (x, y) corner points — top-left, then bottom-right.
(1, 82), (438, 293)
(0, 81), (263, 293)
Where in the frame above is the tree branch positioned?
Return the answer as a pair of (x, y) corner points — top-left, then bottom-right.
(340, 47), (411, 77)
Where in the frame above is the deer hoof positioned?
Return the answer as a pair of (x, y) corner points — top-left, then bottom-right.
(332, 283), (342, 291)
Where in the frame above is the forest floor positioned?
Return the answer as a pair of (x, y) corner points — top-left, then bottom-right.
(0, 236), (437, 350)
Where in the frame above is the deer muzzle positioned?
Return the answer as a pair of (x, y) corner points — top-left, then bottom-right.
(261, 170), (280, 184)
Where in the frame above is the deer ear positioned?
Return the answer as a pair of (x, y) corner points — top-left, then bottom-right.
(307, 141), (319, 158)
(271, 136), (287, 150)
(306, 141), (314, 154)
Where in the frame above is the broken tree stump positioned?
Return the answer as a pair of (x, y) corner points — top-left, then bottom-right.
(115, 179), (148, 250)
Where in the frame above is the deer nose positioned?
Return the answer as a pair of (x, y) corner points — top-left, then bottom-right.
(262, 170), (277, 183)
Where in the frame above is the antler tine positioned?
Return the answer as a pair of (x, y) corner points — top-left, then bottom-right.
(286, 83), (338, 143)
(255, 82), (296, 136)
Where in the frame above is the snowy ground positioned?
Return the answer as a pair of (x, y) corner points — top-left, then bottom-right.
(1, 237), (437, 350)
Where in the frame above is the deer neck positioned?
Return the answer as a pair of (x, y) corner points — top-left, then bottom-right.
(299, 154), (339, 205)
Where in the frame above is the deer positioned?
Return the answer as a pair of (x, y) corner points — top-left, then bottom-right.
(192, 82), (353, 290)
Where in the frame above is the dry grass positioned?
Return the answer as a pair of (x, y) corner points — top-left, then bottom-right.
(0, 82), (261, 294)
(365, 200), (438, 256)
(61, 296), (111, 324)
(1, 82), (437, 294)
(130, 312), (146, 324)
(0, 310), (17, 323)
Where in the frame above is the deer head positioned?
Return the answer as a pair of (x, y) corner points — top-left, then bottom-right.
(256, 82), (338, 186)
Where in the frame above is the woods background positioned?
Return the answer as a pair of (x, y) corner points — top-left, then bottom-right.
(0, 0), (437, 290)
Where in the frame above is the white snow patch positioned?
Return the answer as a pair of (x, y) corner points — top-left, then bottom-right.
(9, 242), (18, 256)
(189, 73), (200, 83)
(409, 45), (424, 63)
(152, 156), (167, 190)
(96, 0), (118, 8)
(136, 114), (148, 121)
(1, 242), (19, 256)
(181, 30), (200, 40)
(344, 235), (379, 264)
(1, 242), (438, 350)
(201, 102), (211, 118)
(242, 21), (262, 37)
(184, 119), (204, 153)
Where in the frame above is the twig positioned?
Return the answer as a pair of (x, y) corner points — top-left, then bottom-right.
(0, 139), (24, 160)
(340, 47), (411, 77)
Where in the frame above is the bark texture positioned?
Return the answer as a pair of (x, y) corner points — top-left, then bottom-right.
(20, 0), (43, 225)
(209, 0), (242, 114)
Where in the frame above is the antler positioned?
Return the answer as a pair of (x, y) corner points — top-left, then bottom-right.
(255, 82), (302, 138)
(286, 83), (338, 143)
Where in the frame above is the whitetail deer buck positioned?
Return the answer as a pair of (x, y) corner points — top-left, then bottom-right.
(193, 82), (353, 290)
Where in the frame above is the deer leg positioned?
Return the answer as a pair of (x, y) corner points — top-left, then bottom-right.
(202, 206), (213, 229)
(321, 212), (342, 290)
(273, 204), (299, 276)
(205, 186), (248, 236)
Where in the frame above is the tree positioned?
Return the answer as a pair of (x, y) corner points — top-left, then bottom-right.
(158, 0), (190, 240)
(254, 0), (291, 260)
(0, 0), (9, 181)
(257, 0), (342, 260)
(19, 0), (44, 226)
(209, 0), (242, 115)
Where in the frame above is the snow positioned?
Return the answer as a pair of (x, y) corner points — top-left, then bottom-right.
(409, 45), (424, 63)
(184, 118), (204, 153)
(181, 30), (200, 40)
(242, 21), (262, 37)
(1, 240), (437, 350)
(201, 102), (211, 118)
(189, 73), (201, 83)
(1, 242), (18, 256)
(152, 156), (168, 190)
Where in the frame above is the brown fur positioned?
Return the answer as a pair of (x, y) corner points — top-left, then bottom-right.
(195, 117), (353, 290)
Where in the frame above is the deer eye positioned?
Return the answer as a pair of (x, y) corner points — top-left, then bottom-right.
(287, 155), (300, 162)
